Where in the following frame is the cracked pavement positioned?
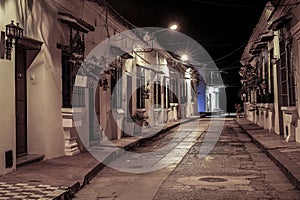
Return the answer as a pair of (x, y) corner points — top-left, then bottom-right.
(73, 118), (300, 200)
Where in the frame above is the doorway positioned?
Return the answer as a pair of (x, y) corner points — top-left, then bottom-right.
(15, 48), (27, 157)
(276, 60), (284, 135)
(14, 37), (42, 162)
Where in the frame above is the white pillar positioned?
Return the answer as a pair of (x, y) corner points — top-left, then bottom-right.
(61, 108), (80, 156)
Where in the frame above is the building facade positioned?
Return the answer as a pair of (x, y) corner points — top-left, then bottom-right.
(197, 68), (226, 114)
(240, 0), (300, 142)
(0, 0), (199, 175)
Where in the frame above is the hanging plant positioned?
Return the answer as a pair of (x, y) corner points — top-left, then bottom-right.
(78, 55), (106, 87)
(239, 64), (260, 98)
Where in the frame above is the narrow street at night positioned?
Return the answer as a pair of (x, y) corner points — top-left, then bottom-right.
(3, 1), (300, 199)
(74, 118), (300, 200)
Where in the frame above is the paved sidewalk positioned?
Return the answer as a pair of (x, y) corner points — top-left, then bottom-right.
(0, 117), (198, 200)
(235, 118), (300, 191)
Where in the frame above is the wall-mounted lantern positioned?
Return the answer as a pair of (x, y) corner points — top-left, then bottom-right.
(5, 20), (23, 60)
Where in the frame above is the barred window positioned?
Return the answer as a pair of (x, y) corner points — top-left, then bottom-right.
(278, 31), (295, 106)
(180, 79), (187, 104)
(269, 49), (274, 96)
(136, 68), (145, 109)
(62, 52), (85, 108)
(163, 83), (168, 109)
(154, 80), (162, 108)
(263, 49), (268, 89)
(111, 64), (123, 109)
(168, 78), (179, 108)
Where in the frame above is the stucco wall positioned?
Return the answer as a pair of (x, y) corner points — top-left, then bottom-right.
(0, 57), (16, 175)
(0, 0), (21, 175)
(20, 1), (66, 159)
(0, 0), (132, 175)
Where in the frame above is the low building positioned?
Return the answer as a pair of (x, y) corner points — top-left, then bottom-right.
(197, 68), (226, 114)
(0, 0), (200, 175)
(240, 0), (300, 142)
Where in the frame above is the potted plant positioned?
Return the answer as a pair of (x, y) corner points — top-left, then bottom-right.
(132, 112), (149, 134)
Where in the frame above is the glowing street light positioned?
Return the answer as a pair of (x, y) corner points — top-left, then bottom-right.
(169, 24), (178, 30)
(181, 54), (188, 61)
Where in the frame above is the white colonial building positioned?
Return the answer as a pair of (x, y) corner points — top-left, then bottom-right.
(0, 0), (199, 176)
(240, 0), (300, 142)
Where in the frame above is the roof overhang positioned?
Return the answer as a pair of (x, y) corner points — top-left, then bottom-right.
(249, 41), (267, 55)
(259, 31), (274, 42)
(254, 42), (267, 49)
(268, 15), (292, 31)
(58, 12), (95, 33)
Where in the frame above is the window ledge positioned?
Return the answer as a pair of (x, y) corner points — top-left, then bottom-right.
(281, 106), (297, 114)
(61, 108), (74, 114)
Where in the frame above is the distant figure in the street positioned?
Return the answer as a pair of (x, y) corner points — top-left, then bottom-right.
(235, 103), (242, 118)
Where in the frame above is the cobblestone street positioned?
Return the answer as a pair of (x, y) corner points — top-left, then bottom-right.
(2, 1), (300, 200)
(74, 118), (300, 200)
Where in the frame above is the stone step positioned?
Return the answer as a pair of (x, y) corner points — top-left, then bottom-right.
(16, 154), (45, 167)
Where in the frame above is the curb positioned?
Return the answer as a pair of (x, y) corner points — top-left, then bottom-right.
(234, 119), (300, 191)
(267, 149), (300, 190)
(61, 117), (199, 199)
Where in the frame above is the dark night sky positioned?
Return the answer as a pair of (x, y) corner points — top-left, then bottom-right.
(107, 0), (267, 80)
(107, 0), (268, 109)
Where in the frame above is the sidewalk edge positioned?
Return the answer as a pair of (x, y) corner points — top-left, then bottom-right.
(234, 119), (300, 191)
(64, 117), (199, 199)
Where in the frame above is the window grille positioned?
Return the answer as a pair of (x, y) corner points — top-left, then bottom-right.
(111, 60), (123, 109)
(136, 68), (145, 109)
(62, 52), (85, 108)
(278, 32), (295, 106)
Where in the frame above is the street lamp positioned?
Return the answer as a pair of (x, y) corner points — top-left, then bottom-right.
(169, 24), (178, 30)
(181, 54), (188, 62)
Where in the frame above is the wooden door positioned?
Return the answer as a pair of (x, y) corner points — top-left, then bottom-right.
(16, 49), (27, 157)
